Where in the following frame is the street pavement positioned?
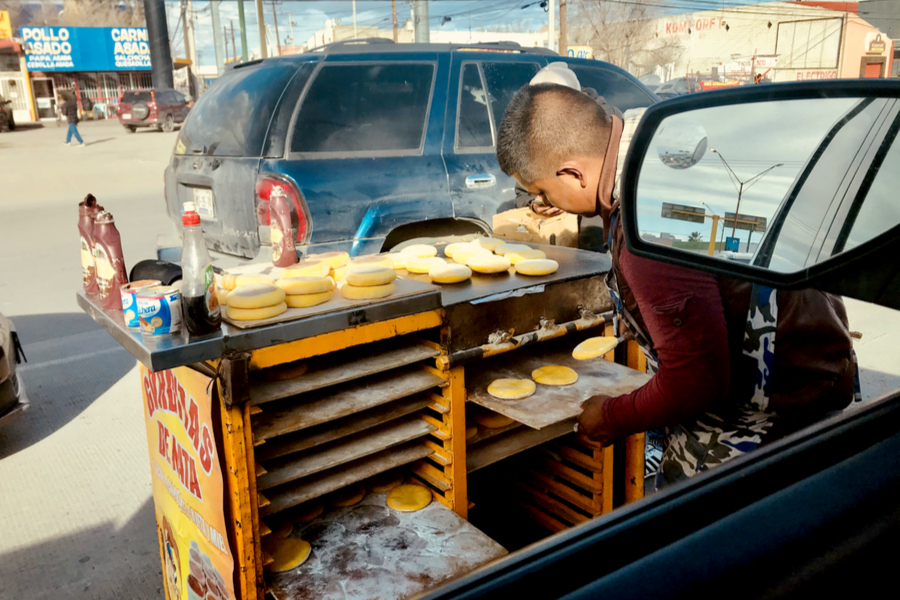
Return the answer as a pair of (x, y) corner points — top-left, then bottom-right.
(0, 119), (173, 600)
(1, 118), (899, 600)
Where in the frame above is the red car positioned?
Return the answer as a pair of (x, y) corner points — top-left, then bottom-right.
(118, 88), (189, 133)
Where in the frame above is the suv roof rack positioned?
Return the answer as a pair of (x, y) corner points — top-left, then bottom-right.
(307, 38), (396, 53)
(297, 39), (557, 56)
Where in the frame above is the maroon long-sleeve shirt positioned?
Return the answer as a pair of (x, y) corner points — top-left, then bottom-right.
(601, 245), (734, 435)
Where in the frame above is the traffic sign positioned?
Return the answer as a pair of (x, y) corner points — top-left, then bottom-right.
(724, 212), (767, 232)
(725, 236), (741, 251)
(661, 202), (706, 224)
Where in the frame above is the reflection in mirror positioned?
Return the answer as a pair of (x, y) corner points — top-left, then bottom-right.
(635, 97), (900, 272)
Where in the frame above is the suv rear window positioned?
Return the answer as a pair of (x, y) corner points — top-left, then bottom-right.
(457, 63), (493, 149)
(568, 65), (657, 110)
(481, 62), (541, 130)
(122, 91), (152, 103)
(290, 63), (435, 154)
(176, 62), (299, 156)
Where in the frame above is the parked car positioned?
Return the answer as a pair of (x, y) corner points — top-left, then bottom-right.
(160, 40), (659, 264)
(0, 311), (27, 427)
(424, 79), (900, 600)
(654, 76), (702, 99)
(119, 88), (189, 133)
(0, 93), (15, 132)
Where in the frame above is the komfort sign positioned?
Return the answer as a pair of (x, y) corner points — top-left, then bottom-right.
(21, 26), (151, 71)
(663, 16), (721, 35)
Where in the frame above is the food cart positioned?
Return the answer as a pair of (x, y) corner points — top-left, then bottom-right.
(77, 243), (649, 600)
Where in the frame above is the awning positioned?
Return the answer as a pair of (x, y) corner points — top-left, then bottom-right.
(174, 57), (193, 70)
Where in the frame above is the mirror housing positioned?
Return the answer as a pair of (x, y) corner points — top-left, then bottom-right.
(621, 80), (900, 310)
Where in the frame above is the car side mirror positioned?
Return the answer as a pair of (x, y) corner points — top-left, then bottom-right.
(621, 80), (900, 310)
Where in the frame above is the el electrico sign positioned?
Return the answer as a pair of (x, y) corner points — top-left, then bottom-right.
(21, 26), (151, 72)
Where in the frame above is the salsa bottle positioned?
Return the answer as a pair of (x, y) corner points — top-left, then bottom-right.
(78, 194), (99, 295)
(180, 202), (221, 336)
(93, 210), (129, 310)
(269, 185), (298, 268)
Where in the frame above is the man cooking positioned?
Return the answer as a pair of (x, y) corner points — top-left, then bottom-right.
(497, 65), (857, 490)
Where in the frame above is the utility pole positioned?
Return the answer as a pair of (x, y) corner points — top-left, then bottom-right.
(353, 0), (358, 39)
(412, 0), (429, 43)
(289, 14), (294, 48)
(237, 0), (248, 61)
(211, 0), (225, 76)
(270, 1), (281, 56)
(142, 0), (173, 89)
(180, 0), (191, 61)
(231, 21), (236, 62)
(548, 0), (555, 53)
(187, 0), (197, 67)
(255, 0), (267, 58)
(559, 0), (567, 57)
(392, 0), (398, 42)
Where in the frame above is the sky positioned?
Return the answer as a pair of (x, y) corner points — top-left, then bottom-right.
(167, 0), (560, 66)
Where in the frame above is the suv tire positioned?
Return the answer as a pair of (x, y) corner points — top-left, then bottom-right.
(7, 116), (14, 131)
(125, 125), (137, 133)
(162, 114), (174, 133)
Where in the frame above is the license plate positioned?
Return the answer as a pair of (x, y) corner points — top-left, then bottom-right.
(192, 188), (215, 218)
(122, 113), (131, 120)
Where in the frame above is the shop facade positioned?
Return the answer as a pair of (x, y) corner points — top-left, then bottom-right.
(642, 1), (894, 84)
(9, 25), (152, 122)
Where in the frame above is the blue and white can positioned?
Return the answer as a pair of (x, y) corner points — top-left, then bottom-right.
(120, 280), (161, 328)
(137, 286), (183, 335)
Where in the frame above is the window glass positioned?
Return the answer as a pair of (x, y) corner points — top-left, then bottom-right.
(457, 64), (493, 148)
(481, 62), (541, 130)
(764, 100), (883, 270)
(176, 62), (298, 156)
(843, 125), (900, 251)
(291, 63), (435, 153)
(122, 91), (152, 103)
(568, 65), (657, 110)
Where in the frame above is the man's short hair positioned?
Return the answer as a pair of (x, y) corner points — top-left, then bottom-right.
(497, 83), (612, 182)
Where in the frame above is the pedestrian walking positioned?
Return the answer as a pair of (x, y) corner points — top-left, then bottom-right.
(61, 95), (85, 147)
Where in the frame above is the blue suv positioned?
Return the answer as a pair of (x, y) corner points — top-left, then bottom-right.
(162, 40), (657, 263)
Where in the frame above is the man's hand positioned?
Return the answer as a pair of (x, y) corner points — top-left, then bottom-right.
(531, 200), (563, 217)
(576, 395), (620, 446)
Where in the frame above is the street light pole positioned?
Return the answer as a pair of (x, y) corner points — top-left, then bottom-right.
(710, 148), (783, 239)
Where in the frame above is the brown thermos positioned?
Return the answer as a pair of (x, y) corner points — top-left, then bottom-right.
(93, 210), (128, 310)
(78, 194), (99, 295)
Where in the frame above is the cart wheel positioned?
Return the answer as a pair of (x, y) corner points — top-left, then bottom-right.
(162, 115), (174, 133)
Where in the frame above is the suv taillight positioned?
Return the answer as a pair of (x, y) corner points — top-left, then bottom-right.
(255, 174), (310, 243)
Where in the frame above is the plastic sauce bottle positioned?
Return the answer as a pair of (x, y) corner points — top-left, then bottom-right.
(181, 202), (221, 336)
(93, 210), (129, 310)
(269, 185), (298, 268)
(78, 194), (99, 295)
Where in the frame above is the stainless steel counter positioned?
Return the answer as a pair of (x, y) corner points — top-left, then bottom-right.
(76, 289), (442, 372)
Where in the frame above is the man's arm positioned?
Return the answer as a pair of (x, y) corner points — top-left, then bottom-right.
(579, 246), (732, 441)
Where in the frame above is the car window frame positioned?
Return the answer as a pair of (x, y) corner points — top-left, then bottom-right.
(286, 59), (438, 160)
(454, 60), (495, 155)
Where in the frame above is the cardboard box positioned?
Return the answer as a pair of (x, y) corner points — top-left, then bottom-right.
(492, 207), (579, 247)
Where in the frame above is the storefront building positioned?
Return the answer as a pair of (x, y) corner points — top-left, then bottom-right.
(3, 25), (151, 122)
(644, 1), (894, 84)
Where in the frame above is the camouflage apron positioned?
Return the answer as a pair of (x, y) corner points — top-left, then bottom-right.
(605, 256), (780, 490)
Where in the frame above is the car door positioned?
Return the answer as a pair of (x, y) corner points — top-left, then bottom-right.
(173, 91), (188, 122)
(443, 56), (545, 230)
(268, 53), (452, 256)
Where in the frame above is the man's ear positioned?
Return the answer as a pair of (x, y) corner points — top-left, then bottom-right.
(557, 161), (589, 188)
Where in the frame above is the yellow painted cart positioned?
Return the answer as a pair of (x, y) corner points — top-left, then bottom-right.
(78, 243), (648, 600)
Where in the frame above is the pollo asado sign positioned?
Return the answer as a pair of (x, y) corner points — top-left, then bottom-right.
(21, 26), (151, 71)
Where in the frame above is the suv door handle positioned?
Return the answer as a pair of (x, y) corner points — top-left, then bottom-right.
(465, 174), (496, 189)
